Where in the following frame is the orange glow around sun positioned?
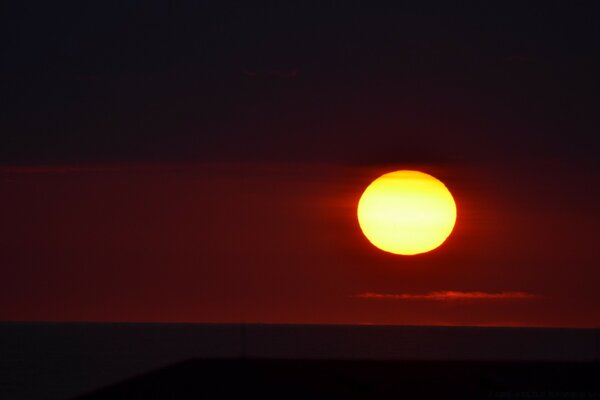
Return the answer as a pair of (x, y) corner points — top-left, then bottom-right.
(357, 170), (457, 255)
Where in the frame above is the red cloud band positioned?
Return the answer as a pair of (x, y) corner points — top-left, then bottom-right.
(357, 291), (540, 301)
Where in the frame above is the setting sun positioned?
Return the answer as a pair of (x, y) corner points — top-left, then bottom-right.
(357, 170), (457, 255)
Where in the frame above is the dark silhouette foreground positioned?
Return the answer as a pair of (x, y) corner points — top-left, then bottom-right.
(77, 359), (600, 399)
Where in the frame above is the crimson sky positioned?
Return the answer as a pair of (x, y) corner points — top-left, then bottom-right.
(1, 160), (599, 327)
(1, 3), (600, 327)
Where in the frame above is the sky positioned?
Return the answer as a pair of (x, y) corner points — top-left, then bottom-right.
(1, 2), (599, 327)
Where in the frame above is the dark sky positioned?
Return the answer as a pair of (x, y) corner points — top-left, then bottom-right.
(1, 2), (599, 327)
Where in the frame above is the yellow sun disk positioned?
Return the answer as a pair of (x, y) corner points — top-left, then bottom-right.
(357, 171), (457, 255)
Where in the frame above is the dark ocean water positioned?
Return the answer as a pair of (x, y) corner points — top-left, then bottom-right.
(1, 323), (598, 399)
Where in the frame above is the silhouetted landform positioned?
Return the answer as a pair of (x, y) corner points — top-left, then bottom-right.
(1, 323), (599, 399)
(78, 359), (600, 399)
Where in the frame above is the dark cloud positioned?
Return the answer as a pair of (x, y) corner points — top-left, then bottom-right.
(1, 2), (600, 165)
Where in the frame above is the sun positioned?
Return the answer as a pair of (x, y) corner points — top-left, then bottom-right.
(357, 170), (457, 255)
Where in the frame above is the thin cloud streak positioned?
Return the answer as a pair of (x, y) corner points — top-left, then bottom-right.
(357, 291), (541, 301)
(0, 164), (180, 174)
